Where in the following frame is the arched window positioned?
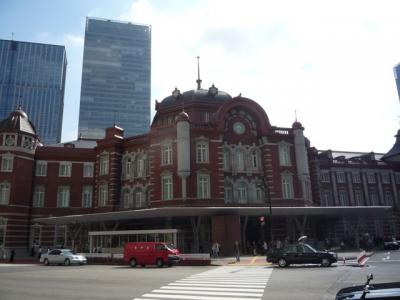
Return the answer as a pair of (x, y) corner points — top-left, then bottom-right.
(161, 174), (173, 200)
(122, 156), (132, 179)
(136, 155), (146, 178)
(223, 148), (231, 171)
(236, 149), (245, 172)
(122, 189), (132, 208)
(254, 183), (263, 203)
(237, 182), (247, 203)
(98, 184), (108, 207)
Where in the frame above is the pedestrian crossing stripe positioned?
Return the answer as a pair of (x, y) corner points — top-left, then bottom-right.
(133, 266), (273, 300)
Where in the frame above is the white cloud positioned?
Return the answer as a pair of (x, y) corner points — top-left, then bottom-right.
(116, 0), (400, 152)
(64, 34), (84, 47)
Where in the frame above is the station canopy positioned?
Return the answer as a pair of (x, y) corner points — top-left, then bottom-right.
(34, 206), (392, 225)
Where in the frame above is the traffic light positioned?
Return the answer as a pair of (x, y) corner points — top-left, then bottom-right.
(259, 216), (265, 226)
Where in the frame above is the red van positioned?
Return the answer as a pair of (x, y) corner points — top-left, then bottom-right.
(123, 242), (180, 267)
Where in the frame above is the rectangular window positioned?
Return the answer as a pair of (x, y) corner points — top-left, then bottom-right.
(384, 190), (393, 205)
(135, 191), (145, 208)
(161, 145), (172, 165)
(370, 191), (378, 205)
(57, 186), (70, 208)
(354, 190), (363, 206)
(338, 190), (347, 206)
(281, 174), (293, 199)
(162, 175), (173, 200)
(336, 172), (346, 183)
(352, 173), (361, 183)
(279, 144), (291, 166)
(196, 142), (209, 163)
(381, 173), (390, 184)
(322, 190), (331, 206)
(33, 185), (45, 207)
(197, 174), (210, 199)
(98, 184), (108, 207)
(82, 185), (93, 208)
(395, 173), (400, 184)
(256, 187), (263, 202)
(83, 163), (94, 178)
(35, 161), (47, 176)
(59, 162), (71, 177)
(0, 183), (11, 205)
(320, 172), (330, 182)
(367, 173), (376, 184)
(99, 154), (109, 175)
(1, 156), (13, 172)
(224, 186), (233, 203)
(137, 159), (145, 177)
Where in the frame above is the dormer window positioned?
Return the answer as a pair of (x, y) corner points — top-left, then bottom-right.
(22, 136), (34, 149)
(172, 87), (180, 98)
(208, 84), (218, 96)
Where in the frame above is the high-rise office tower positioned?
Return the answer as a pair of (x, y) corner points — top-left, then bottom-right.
(395, 63), (400, 101)
(0, 39), (67, 145)
(78, 17), (151, 139)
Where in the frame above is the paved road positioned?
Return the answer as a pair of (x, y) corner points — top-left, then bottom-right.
(0, 250), (399, 300)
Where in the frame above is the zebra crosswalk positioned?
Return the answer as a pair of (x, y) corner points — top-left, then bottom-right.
(133, 266), (273, 300)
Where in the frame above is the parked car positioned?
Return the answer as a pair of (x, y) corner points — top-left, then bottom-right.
(123, 242), (180, 268)
(336, 273), (400, 299)
(383, 241), (400, 250)
(267, 243), (337, 267)
(40, 249), (87, 266)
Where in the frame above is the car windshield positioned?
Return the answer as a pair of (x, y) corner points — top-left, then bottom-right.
(165, 243), (177, 251)
(303, 244), (317, 253)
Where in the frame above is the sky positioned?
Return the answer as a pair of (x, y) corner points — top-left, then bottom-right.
(0, 0), (399, 153)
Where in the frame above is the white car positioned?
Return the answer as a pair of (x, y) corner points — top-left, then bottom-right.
(40, 249), (87, 266)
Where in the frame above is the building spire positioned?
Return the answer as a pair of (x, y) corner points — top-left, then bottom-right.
(196, 56), (202, 90)
(295, 110), (298, 122)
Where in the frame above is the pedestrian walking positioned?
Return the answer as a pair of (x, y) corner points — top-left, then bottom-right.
(9, 249), (15, 263)
(37, 246), (42, 260)
(262, 241), (268, 255)
(234, 240), (240, 262)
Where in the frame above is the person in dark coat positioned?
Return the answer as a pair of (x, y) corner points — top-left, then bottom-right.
(9, 249), (15, 263)
(234, 241), (240, 262)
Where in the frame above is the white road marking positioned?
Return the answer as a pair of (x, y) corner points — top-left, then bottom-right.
(133, 266), (272, 300)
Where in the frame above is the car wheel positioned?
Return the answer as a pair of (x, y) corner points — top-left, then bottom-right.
(44, 258), (50, 266)
(156, 258), (164, 268)
(129, 258), (137, 268)
(64, 259), (71, 266)
(278, 258), (288, 267)
(321, 258), (331, 267)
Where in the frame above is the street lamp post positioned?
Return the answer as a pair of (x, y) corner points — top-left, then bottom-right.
(258, 180), (273, 242)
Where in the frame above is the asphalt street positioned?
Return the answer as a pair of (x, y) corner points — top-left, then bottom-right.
(0, 250), (399, 300)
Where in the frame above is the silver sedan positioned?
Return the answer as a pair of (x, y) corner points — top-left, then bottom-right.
(40, 249), (87, 266)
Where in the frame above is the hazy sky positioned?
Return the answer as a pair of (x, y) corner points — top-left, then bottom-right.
(0, 0), (399, 153)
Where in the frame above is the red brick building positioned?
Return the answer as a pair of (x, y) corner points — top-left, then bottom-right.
(0, 85), (399, 256)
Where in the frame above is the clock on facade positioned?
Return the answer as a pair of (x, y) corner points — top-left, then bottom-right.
(233, 122), (245, 135)
(5, 135), (15, 146)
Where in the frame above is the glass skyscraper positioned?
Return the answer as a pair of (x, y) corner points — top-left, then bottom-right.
(78, 17), (151, 139)
(395, 63), (400, 101)
(0, 39), (67, 145)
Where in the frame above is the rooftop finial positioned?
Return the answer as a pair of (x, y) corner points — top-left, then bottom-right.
(11, 32), (14, 41)
(196, 56), (202, 90)
(295, 110), (298, 122)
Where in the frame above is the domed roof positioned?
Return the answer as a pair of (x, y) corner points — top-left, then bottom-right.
(157, 86), (232, 110)
(0, 108), (37, 135)
(292, 120), (303, 130)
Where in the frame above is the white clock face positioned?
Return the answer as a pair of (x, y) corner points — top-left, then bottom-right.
(5, 136), (15, 146)
(233, 122), (245, 135)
